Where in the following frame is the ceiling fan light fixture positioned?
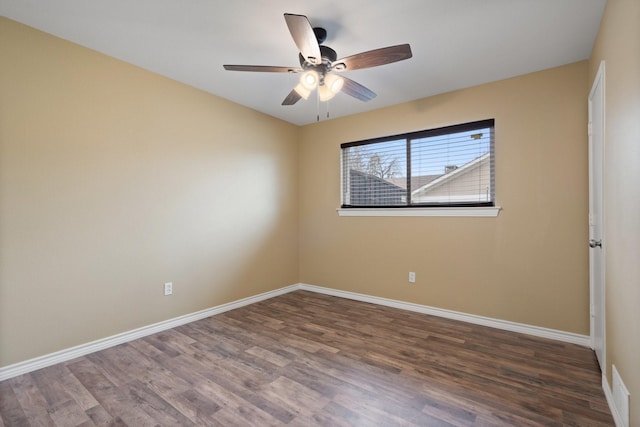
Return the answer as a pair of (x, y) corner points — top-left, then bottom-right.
(325, 74), (344, 94)
(294, 82), (312, 100)
(318, 83), (336, 101)
(300, 70), (319, 90)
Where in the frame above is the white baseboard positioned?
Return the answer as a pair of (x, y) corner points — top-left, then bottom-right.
(298, 283), (592, 347)
(1, 282), (591, 381)
(0, 284), (298, 381)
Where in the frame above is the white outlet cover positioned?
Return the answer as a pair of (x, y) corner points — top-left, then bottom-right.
(164, 282), (173, 296)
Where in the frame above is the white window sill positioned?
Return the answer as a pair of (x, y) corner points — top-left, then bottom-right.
(337, 206), (501, 217)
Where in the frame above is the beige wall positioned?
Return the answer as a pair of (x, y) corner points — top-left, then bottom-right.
(299, 61), (590, 334)
(589, 0), (640, 423)
(0, 18), (299, 366)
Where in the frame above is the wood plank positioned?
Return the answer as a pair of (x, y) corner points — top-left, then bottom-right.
(0, 380), (30, 426)
(6, 374), (56, 426)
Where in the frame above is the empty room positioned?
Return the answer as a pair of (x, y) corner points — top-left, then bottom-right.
(0, 1), (638, 426)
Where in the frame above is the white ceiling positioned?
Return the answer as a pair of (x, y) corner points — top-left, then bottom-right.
(1, 0), (606, 126)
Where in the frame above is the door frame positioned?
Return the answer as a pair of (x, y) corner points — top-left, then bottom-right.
(588, 60), (606, 372)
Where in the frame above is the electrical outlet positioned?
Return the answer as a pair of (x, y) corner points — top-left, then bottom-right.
(408, 272), (416, 283)
(164, 282), (173, 296)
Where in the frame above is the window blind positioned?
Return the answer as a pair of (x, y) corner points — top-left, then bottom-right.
(341, 119), (494, 208)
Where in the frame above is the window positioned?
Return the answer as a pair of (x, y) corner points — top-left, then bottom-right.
(340, 119), (495, 213)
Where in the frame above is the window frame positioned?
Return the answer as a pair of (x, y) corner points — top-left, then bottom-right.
(339, 119), (500, 217)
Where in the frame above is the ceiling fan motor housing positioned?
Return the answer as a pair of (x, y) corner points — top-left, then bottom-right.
(320, 45), (337, 62)
(299, 45), (337, 72)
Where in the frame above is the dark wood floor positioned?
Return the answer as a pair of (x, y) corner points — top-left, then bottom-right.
(0, 290), (614, 426)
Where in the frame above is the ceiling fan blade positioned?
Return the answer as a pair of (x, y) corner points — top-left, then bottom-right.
(282, 89), (302, 105)
(223, 65), (302, 73)
(284, 13), (322, 65)
(332, 44), (412, 72)
(340, 76), (377, 102)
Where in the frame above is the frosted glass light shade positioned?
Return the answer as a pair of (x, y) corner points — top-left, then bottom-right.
(325, 74), (344, 94)
(294, 83), (311, 99)
(318, 84), (335, 101)
(300, 70), (319, 90)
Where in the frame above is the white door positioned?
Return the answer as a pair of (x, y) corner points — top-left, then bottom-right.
(588, 61), (605, 371)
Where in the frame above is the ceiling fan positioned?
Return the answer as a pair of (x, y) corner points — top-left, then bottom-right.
(223, 13), (413, 106)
